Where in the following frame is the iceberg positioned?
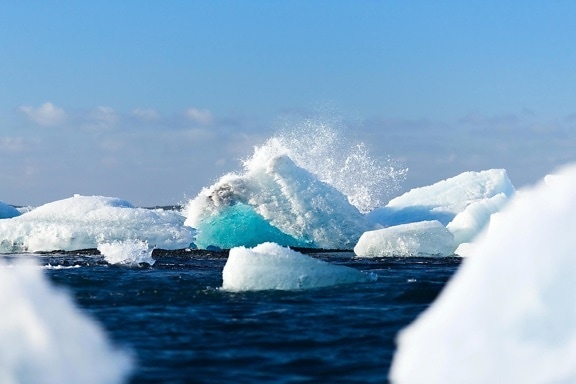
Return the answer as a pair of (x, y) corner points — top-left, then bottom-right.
(222, 242), (376, 291)
(0, 195), (195, 253)
(389, 163), (576, 384)
(367, 169), (515, 227)
(0, 200), (20, 219)
(354, 220), (455, 257)
(185, 154), (370, 250)
(0, 260), (132, 383)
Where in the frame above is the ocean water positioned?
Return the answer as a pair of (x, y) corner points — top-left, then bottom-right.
(19, 249), (460, 383)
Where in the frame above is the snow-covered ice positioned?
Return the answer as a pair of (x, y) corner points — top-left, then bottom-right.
(354, 220), (455, 257)
(0, 260), (132, 383)
(390, 163), (576, 384)
(0, 195), (195, 253)
(222, 242), (376, 291)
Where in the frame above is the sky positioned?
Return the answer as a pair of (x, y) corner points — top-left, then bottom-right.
(2, 1), (576, 206)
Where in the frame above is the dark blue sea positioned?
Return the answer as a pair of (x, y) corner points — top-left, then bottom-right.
(28, 250), (461, 383)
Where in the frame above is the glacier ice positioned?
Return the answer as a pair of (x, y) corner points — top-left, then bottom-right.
(390, 163), (576, 384)
(354, 220), (455, 257)
(185, 154), (370, 250)
(0, 200), (20, 219)
(0, 195), (195, 253)
(222, 242), (376, 291)
(0, 260), (132, 383)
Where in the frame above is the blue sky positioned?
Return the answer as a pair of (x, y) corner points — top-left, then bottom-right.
(2, 1), (576, 206)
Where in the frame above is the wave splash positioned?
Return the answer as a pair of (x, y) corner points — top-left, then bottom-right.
(184, 117), (407, 250)
(248, 117), (408, 214)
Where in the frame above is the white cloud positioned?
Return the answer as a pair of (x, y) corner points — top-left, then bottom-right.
(91, 106), (119, 128)
(19, 102), (67, 127)
(0, 137), (27, 152)
(132, 108), (160, 121)
(185, 108), (213, 125)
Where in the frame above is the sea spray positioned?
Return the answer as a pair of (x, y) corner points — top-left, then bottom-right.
(184, 117), (406, 249)
(250, 116), (408, 213)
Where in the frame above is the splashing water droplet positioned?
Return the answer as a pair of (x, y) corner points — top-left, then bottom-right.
(244, 116), (408, 213)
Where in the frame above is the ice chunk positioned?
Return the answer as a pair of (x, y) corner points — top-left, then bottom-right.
(185, 154), (370, 249)
(368, 169), (514, 227)
(222, 242), (376, 291)
(446, 193), (508, 245)
(354, 220), (455, 257)
(0, 260), (132, 383)
(0, 200), (20, 219)
(0, 195), (194, 252)
(390, 163), (576, 384)
(98, 239), (155, 266)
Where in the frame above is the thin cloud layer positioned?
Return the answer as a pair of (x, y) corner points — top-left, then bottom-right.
(19, 102), (68, 127)
(185, 108), (213, 125)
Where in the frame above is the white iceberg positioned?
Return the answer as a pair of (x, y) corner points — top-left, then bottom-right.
(354, 220), (455, 257)
(368, 169), (515, 227)
(0, 200), (20, 219)
(0, 260), (132, 383)
(0, 195), (195, 253)
(389, 163), (576, 384)
(222, 242), (376, 291)
(185, 154), (370, 250)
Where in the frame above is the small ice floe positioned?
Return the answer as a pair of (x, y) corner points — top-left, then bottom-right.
(0, 260), (132, 383)
(354, 220), (455, 257)
(98, 239), (155, 267)
(221, 242), (376, 291)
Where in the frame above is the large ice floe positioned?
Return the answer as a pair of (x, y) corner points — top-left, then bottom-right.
(389, 163), (576, 383)
(0, 195), (194, 253)
(222, 242), (376, 291)
(185, 154), (370, 250)
(0, 200), (21, 219)
(0, 260), (132, 383)
(357, 169), (515, 257)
